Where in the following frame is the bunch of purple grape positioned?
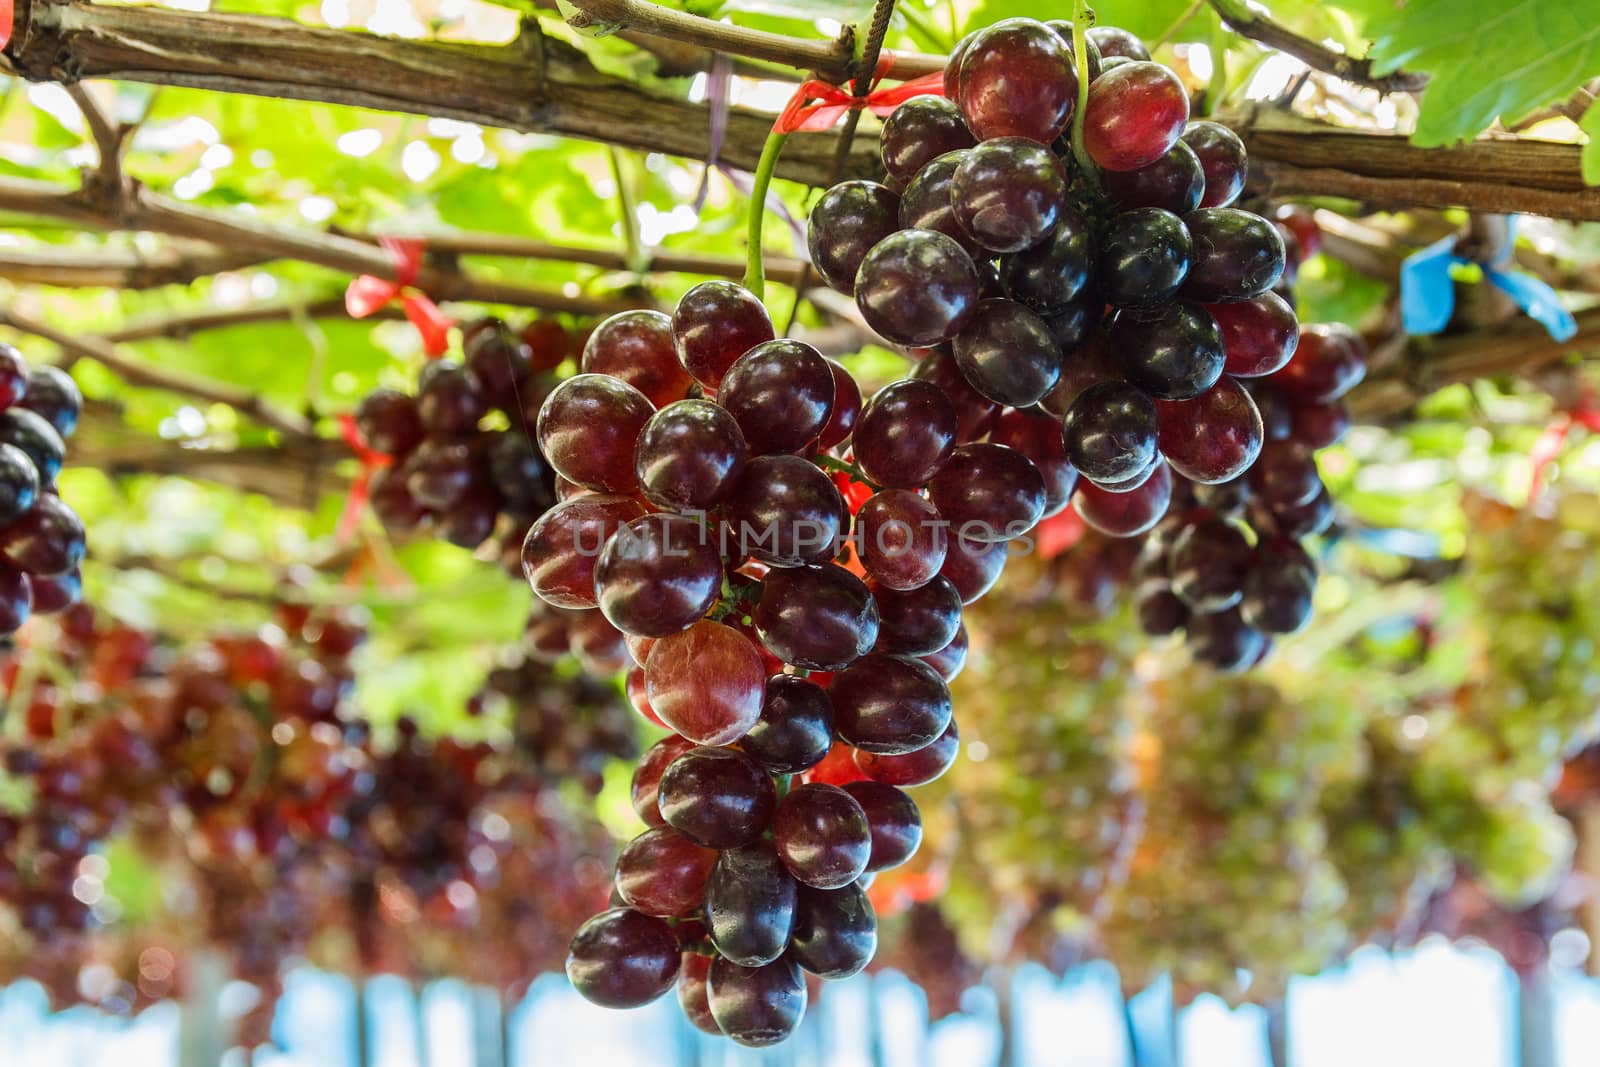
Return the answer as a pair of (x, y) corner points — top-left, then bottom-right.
(808, 16), (1364, 669)
(1131, 323), (1367, 668)
(352, 318), (563, 559)
(523, 280), (997, 1043)
(0, 344), (87, 631)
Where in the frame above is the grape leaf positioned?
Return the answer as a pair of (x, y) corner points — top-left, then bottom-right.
(1582, 99), (1600, 185)
(1335, 0), (1600, 147)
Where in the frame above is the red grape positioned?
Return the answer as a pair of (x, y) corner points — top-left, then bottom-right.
(718, 339), (835, 454)
(852, 380), (959, 488)
(829, 654), (953, 755)
(880, 96), (975, 183)
(1181, 208), (1286, 301)
(722, 455), (846, 567)
(1101, 140), (1205, 214)
(657, 747), (776, 849)
(522, 494), (647, 608)
(853, 720), (959, 787)
(707, 955), (807, 1047)
(789, 881), (876, 979)
(741, 676), (834, 774)
(868, 576), (963, 657)
(645, 620), (766, 745)
(772, 783), (871, 889)
(1082, 62), (1189, 171)
(582, 309), (695, 408)
(566, 908), (681, 1009)
(927, 442), (1047, 542)
(536, 373), (654, 493)
(951, 138), (1067, 254)
(595, 513), (724, 637)
(807, 182), (902, 295)
(752, 563), (879, 671)
(854, 230), (981, 347)
(952, 298), (1063, 407)
(635, 399), (748, 512)
(706, 842), (798, 967)
(1181, 121), (1248, 208)
(615, 827), (717, 917)
(672, 281), (775, 389)
(841, 781), (922, 872)
(854, 489), (948, 591)
(955, 18), (1078, 143)
(1073, 462), (1173, 537)
(1156, 377), (1264, 484)
(1099, 208), (1192, 307)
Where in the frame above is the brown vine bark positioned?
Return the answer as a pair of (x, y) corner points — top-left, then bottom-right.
(4, 0), (1599, 217)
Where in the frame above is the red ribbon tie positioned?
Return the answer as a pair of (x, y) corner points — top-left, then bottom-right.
(775, 52), (948, 134)
(346, 236), (456, 357)
(336, 413), (394, 544)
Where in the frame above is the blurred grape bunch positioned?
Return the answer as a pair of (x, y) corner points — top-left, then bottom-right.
(1100, 668), (1360, 1003)
(930, 549), (1145, 966)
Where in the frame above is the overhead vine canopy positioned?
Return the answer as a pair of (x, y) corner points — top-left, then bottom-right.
(2, 0), (1600, 1054)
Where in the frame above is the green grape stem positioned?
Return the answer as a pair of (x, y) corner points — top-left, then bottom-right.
(1069, 0), (1101, 194)
(744, 130), (790, 302)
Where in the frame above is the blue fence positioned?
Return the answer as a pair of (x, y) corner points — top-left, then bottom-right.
(3, 940), (1600, 1066)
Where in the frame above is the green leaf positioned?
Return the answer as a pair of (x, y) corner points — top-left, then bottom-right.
(1336, 0), (1600, 146)
(964, 0), (1213, 43)
(1582, 99), (1600, 185)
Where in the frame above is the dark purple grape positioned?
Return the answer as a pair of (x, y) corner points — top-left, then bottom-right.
(1083, 61), (1188, 170)
(829, 654), (952, 755)
(951, 138), (1067, 254)
(899, 151), (984, 259)
(1086, 25), (1150, 60)
(1044, 290), (1105, 356)
(582, 309), (694, 408)
(0, 444), (39, 527)
(672, 281), (776, 389)
(706, 842), (798, 967)
(853, 720), (959, 787)
(1136, 579), (1189, 635)
(1062, 380), (1160, 484)
(401, 440), (475, 511)
(1252, 484), (1334, 539)
(537, 373), (654, 493)
(20, 366), (82, 438)
(999, 208), (1093, 315)
(522, 494), (648, 608)
(880, 96), (975, 182)
(1291, 400), (1350, 449)
(854, 489), (947, 591)
(954, 18), (1078, 143)
(1073, 462), (1173, 537)
(1247, 380), (1295, 442)
(920, 623), (968, 681)
(841, 781), (922, 872)
(808, 182), (902, 300)
(742, 676), (834, 774)
(1192, 474), (1251, 516)
(27, 567), (78, 616)
(752, 563), (879, 671)
(595, 514), (723, 637)
(1170, 517), (1254, 612)
(369, 467), (427, 531)
(723, 456), (846, 567)
(566, 908), (681, 1009)
(868, 576), (962, 657)
(615, 827), (717, 918)
(632, 401), (745, 513)
(1240, 551), (1316, 634)
(1181, 208), (1286, 301)
(1182, 121), (1248, 209)
(707, 955), (807, 1048)
(355, 388), (425, 457)
(1100, 140), (1205, 214)
(658, 747), (776, 849)
(1186, 607), (1267, 672)
(0, 408), (62, 486)
(416, 359), (487, 438)
(1249, 443), (1322, 508)
(939, 532), (1007, 603)
(1092, 452), (1160, 493)
(0, 566), (31, 632)
(1156, 377), (1264, 484)
(928, 442), (1046, 542)
(855, 230), (982, 347)
(773, 783), (872, 890)
(486, 433), (555, 513)
(719, 339), (835, 454)
(987, 408), (1078, 516)
(1273, 324), (1367, 403)
(0, 345), (28, 412)
(789, 881), (876, 979)
(818, 359), (862, 450)
(951, 298), (1063, 407)
(1207, 293), (1300, 378)
(1099, 208), (1192, 307)
(442, 484), (500, 548)
(0, 494), (84, 577)
(463, 319), (532, 407)
(852, 379), (958, 488)
(1108, 303), (1225, 400)
(908, 350), (1002, 443)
